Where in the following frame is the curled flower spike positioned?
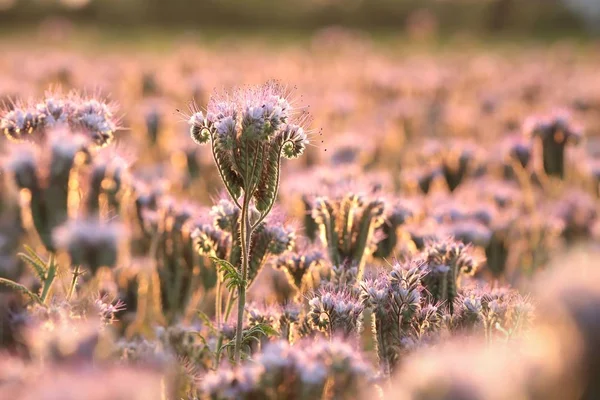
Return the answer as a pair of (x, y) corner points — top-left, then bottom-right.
(191, 223), (228, 258)
(188, 82), (308, 214)
(189, 110), (211, 145)
(4, 128), (93, 251)
(375, 198), (421, 258)
(210, 198), (240, 232)
(275, 246), (325, 292)
(85, 151), (130, 216)
(310, 192), (386, 279)
(246, 221), (296, 286)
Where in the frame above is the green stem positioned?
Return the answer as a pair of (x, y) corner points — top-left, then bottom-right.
(214, 290), (236, 368)
(224, 290), (235, 321)
(67, 264), (82, 301)
(234, 197), (253, 364)
(40, 253), (57, 304)
(216, 270), (223, 328)
(213, 267), (223, 367)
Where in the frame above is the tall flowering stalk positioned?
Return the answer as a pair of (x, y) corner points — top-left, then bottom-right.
(188, 82), (308, 363)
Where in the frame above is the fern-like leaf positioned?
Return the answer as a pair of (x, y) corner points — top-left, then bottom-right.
(0, 277), (42, 304)
(18, 246), (48, 283)
(210, 257), (245, 291)
(219, 322), (278, 353)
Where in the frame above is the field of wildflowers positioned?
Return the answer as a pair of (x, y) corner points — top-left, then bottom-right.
(0, 27), (599, 400)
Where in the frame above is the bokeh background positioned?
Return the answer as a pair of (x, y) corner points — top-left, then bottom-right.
(1, 2), (600, 399)
(0, 0), (599, 38)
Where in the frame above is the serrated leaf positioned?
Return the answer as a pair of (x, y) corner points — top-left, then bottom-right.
(210, 256), (246, 291)
(23, 245), (48, 269)
(218, 322), (278, 353)
(0, 278), (42, 304)
(18, 253), (47, 283)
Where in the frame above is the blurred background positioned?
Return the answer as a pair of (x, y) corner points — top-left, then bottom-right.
(0, 0), (599, 41)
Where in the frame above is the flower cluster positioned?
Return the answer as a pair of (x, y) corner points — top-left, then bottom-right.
(308, 286), (364, 338)
(1, 90), (119, 147)
(192, 199), (296, 288)
(361, 260), (444, 375)
(420, 237), (478, 313)
(309, 192), (386, 279)
(189, 82), (308, 211)
(199, 339), (372, 400)
(274, 245), (325, 292)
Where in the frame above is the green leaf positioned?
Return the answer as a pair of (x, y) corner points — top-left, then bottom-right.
(210, 257), (246, 291)
(18, 245), (48, 283)
(247, 323), (278, 338)
(23, 245), (47, 267)
(0, 277), (42, 304)
(18, 254), (47, 283)
(39, 253), (58, 303)
(218, 322), (278, 353)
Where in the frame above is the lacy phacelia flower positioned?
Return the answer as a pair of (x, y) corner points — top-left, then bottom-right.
(188, 82), (308, 212)
(308, 287), (364, 338)
(421, 237), (477, 313)
(451, 286), (534, 342)
(361, 260), (444, 375)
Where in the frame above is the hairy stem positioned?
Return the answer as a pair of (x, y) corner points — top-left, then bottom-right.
(234, 197), (253, 363)
(40, 253), (57, 304)
(224, 290), (236, 321)
(215, 270), (222, 328)
(215, 290), (236, 368)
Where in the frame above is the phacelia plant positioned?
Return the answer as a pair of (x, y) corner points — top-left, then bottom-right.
(308, 286), (364, 338)
(310, 192), (385, 280)
(188, 82), (309, 362)
(420, 237), (477, 314)
(361, 260), (444, 376)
